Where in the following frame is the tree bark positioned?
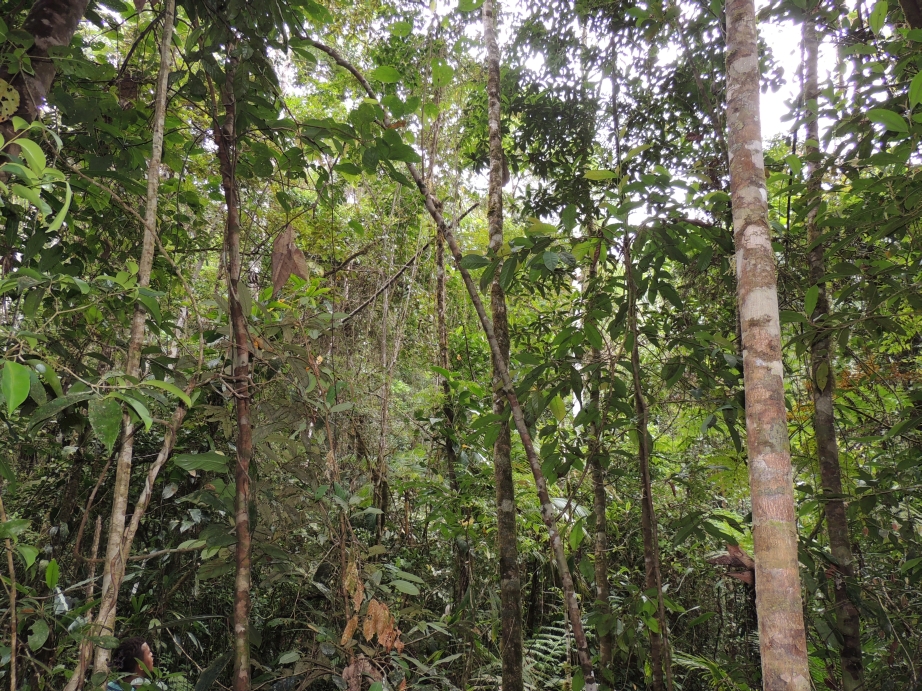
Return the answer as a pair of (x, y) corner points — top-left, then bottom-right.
(802, 17), (864, 691)
(586, 240), (613, 682)
(211, 47), (253, 691)
(0, 0), (90, 147)
(92, 0), (176, 674)
(897, 0), (922, 28)
(724, 1), (811, 688)
(482, 4), (524, 689)
(624, 237), (672, 691)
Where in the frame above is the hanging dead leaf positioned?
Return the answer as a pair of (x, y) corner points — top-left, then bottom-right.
(118, 76), (140, 109)
(340, 614), (358, 645)
(0, 79), (20, 122)
(341, 657), (379, 691)
(271, 225), (310, 294)
(133, 0), (147, 10)
(343, 560), (365, 612)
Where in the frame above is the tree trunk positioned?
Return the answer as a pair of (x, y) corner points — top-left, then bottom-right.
(0, 0), (90, 147)
(802, 17), (864, 691)
(211, 49), (252, 691)
(724, 1), (811, 688)
(897, 0), (922, 28)
(624, 237), (672, 691)
(92, 0), (176, 674)
(482, 4), (524, 689)
(586, 240), (613, 682)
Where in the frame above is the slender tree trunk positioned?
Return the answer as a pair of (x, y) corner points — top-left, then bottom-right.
(624, 237), (672, 691)
(802, 17), (864, 690)
(92, 1), (176, 675)
(0, 492), (17, 691)
(482, 4), (524, 689)
(211, 46), (252, 691)
(724, 1), (811, 688)
(586, 240), (613, 682)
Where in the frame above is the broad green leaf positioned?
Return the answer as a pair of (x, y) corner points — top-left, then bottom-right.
(869, 0), (887, 34)
(390, 579), (420, 595)
(458, 254), (490, 269)
(368, 66), (401, 83)
(27, 392), (94, 434)
(278, 651), (301, 665)
(804, 285), (819, 316)
(688, 612), (716, 626)
(785, 154), (802, 176)
(457, 0), (484, 10)
(549, 394), (566, 422)
(431, 59), (454, 88)
(110, 392), (153, 431)
(911, 72), (922, 109)
(2, 361), (31, 415)
(142, 380), (192, 407)
(569, 518), (586, 550)
(867, 108), (908, 133)
(16, 544), (38, 568)
(584, 169), (617, 180)
(45, 558), (59, 589)
(47, 181), (71, 232)
(388, 21), (412, 37)
(901, 556), (922, 572)
(27, 620), (49, 651)
(87, 398), (123, 454)
(173, 452), (229, 474)
(0, 518), (29, 539)
(17, 138), (46, 174)
(195, 652), (232, 691)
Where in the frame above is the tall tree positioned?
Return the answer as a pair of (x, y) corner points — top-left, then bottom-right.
(91, 0), (176, 674)
(482, 2), (524, 689)
(724, 0), (811, 688)
(210, 45), (252, 691)
(802, 14), (864, 690)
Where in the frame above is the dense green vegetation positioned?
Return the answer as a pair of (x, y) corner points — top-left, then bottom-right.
(0, 0), (920, 688)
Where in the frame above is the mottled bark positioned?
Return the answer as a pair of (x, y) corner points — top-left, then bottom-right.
(586, 240), (613, 681)
(625, 237), (672, 691)
(897, 0), (922, 28)
(802, 17), (864, 691)
(0, 0), (90, 145)
(212, 48), (252, 691)
(724, 1), (811, 688)
(482, 3), (524, 688)
(0, 491), (17, 691)
(92, 0), (176, 675)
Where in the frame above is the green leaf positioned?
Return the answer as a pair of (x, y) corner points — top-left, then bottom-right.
(867, 108), (908, 133)
(458, 254), (490, 269)
(911, 72), (922, 109)
(869, 0), (887, 34)
(110, 392), (152, 431)
(549, 394), (566, 422)
(901, 556), (922, 572)
(45, 558), (59, 589)
(431, 59), (454, 88)
(368, 66), (401, 83)
(0, 518), (29, 539)
(543, 251), (560, 270)
(16, 544), (38, 568)
(195, 652), (232, 691)
(142, 380), (192, 407)
(17, 138), (46, 174)
(278, 651), (301, 665)
(815, 361), (829, 392)
(27, 620), (49, 651)
(369, 684), (383, 691)
(173, 452), (229, 474)
(804, 285), (819, 316)
(47, 181), (71, 232)
(2, 361), (31, 415)
(584, 323), (604, 350)
(584, 169), (618, 180)
(688, 611), (716, 626)
(457, 0), (484, 11)
(388, 21), (412, 37)
(88, 398), (123, 454)
(27, 392), (94, 434)
(785, 154), (802, 176)
(569, 518), (586, 550)
(390, 579), (420, 595)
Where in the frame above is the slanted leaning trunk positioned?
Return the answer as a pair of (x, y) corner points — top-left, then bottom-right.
(92, 0), (176, 674)
(212, 50), (252, 691)
(802, 16), (864, 691)
(482, 3), (524, 689)
(624, 237), (672, 691)
(724, 1), (811, 688)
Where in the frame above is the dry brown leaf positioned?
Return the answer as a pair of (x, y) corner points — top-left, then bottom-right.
(133, 0), (147, 9)
(271, 225), (310, 294)
(341, 657), (379, 691)
(340, 614), (359, 646)
(343, 561), (365, 612)
(0, 79), (20, 122)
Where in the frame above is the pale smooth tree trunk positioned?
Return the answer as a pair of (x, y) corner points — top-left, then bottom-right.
(212, 48), (253, 691)
(92, 0), (176, 675)
(624, 237), (672, 691)
(724, 1), (811, 688)
(482, 2), (524, 690)
(802, 17), (864, 690)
